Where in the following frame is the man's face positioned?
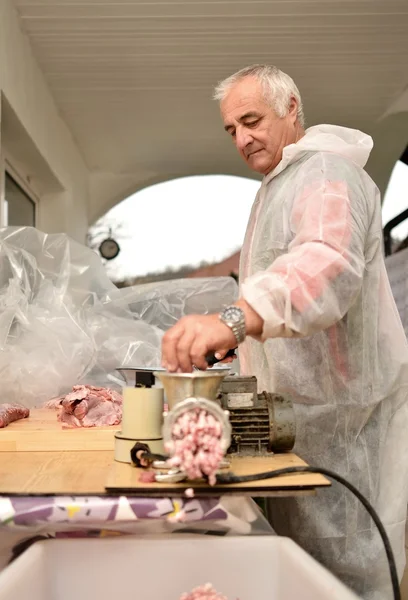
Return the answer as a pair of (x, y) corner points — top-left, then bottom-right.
(221, 77), (299, 176)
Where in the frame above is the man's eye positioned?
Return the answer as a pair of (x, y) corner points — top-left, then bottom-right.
(246, 121), (259, 128)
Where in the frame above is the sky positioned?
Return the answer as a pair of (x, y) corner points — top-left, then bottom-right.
(381, 160), (408, 240)
(92, 163), (408, 281)
(91, 175), (260, 281)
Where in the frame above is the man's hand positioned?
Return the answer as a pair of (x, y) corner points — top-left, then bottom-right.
(161, 313), (237, 373)
(161, 300), (264, 373)
(213, 349), (237, 364)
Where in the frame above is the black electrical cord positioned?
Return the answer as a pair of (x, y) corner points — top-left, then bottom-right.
(217, 466), (400, 600)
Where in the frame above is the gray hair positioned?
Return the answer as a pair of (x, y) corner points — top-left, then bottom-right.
(213, 64), (305, 128)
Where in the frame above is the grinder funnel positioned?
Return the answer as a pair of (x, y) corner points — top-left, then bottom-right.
(154, 371), (228, 410)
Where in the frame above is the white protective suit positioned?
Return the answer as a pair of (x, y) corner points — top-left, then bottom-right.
(239, 124), (408, 599)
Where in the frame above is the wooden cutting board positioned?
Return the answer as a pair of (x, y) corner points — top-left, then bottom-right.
(0, 409), (118, 452)
(105, 454), (331, 497)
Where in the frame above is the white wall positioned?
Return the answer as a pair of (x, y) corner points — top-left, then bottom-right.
(0, 0), (90, 242)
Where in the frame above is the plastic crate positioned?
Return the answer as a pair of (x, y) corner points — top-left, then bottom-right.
(0, 535), (358, 599)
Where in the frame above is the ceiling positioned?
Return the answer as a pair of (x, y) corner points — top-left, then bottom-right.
(12, 0), (408, 219)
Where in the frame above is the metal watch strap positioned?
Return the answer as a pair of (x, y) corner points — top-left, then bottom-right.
(230, 320), (246, 344)
(219, 306), (246, 345)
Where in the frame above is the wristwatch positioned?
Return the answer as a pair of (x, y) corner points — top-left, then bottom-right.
(219, 305), (246, 345)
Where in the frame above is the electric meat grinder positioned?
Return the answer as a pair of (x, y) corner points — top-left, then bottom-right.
(114, 367), (296, 476)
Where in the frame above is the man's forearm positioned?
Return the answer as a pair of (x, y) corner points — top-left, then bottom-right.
(234, 298), (264, 338)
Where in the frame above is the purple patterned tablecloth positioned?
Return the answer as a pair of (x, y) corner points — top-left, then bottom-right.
(0, 495), (271, 568)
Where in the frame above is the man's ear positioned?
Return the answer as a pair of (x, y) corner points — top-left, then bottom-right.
(288, 96), (298, 122)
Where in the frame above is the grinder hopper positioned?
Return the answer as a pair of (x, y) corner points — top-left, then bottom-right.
(154, 370), (228, 410)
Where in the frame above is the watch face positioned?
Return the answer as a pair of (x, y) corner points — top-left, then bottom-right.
(99, 238), (120, 260)
(223, 306), (242, 323)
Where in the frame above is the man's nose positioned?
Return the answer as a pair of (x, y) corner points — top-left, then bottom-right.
(235, 128), (252, 153)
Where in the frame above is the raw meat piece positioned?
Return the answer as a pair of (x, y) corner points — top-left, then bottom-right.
(0, 403), (30, 428)
(179, 584), (228, 600)
(138, 471), (156, 483)
(44, 385), (123, 428)
(166, 408), (224, 486)
(43, 396), (64, 409)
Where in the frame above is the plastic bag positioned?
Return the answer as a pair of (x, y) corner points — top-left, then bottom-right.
(0, 227), (238, 408)
(116, 277), (239, 331)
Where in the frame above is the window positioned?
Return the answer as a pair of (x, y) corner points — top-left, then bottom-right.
(4, 172), (36, 227)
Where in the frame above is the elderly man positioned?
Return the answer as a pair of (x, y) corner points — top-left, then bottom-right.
(161, 65), (408, 599)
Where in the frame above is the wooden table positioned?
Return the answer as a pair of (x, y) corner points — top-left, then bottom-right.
(0, 450), (330, 497)
(0, 409), (117, 452)
(0, 451), (113, 495)
(0, 409), (330, 497)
